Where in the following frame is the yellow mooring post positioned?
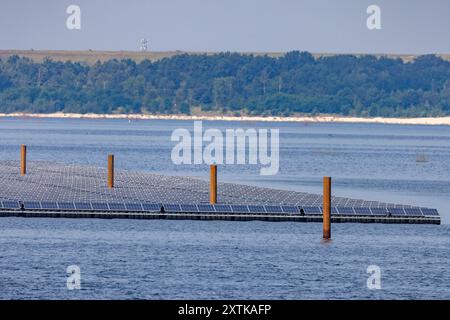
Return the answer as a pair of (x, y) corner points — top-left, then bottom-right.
(323, 176), (331, 239)
(210, 164), (217, 204)
(108, 154), (114, 189)
(20, 145), (27, 176)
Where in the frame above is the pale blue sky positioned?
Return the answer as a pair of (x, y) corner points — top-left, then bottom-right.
(1, 0), (449, 54)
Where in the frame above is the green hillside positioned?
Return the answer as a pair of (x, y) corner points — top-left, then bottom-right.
(0, 50), (449, 117)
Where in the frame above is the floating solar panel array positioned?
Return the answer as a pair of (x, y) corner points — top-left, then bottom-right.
(0, 161), (440, 223)
(0, 160), (424, 208)
(0, 200), (440, 217)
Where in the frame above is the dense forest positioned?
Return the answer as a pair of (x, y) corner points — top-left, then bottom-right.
(0, 51), (449, 117)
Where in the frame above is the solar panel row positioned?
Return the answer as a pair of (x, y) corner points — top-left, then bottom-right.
(157, 204), (435, 217)
(0, 201), (161, 212)
(0, 200), (439, 217)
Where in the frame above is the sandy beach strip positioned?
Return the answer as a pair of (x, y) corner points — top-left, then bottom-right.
(0, 112), (450, 126)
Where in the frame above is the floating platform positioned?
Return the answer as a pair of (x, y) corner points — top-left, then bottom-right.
(0, 161), (441, 224)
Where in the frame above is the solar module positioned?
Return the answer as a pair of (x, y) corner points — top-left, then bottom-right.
(265, 205), (283, 213)
(281, 206), (299, 214)
(74, 202), (93, 210)
(58, 202), (75, 210)
(24, 201), (41, 209)
(197, 204), (215, 212)
(214, 204), (232, 212)
(231, 205), (249, 213)
(142, 203), (161, 211)
(421, 208), (439, 216)
(125, 203), (143, 211)
(40, 202), (58, 209)
(388, 208), (405, 216)
(353, 207), (372, 216)
(2, 201), (19, 209)
(180, 204), (198, 212)
(371, 208), (388, 216)
(337, 207), (355, 215)
(404, 208), (423, 216)
(163, 204), (182, 212)
(91, 203), (109, 211)
(248, 205), (266, 213)
(302, 206), (322, 215)
(108, 203), (126, 211)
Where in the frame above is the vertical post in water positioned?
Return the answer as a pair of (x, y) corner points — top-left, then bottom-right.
(20, 145), (27, 176)
(323, 176), (331, 239)
(210, 164), (217, 204)
(108, 154), (114, 189)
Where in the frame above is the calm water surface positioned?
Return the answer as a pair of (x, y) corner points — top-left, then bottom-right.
(0, 118), (449, 299)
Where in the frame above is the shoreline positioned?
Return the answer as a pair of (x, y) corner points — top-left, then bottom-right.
(1, 112), (450, 126)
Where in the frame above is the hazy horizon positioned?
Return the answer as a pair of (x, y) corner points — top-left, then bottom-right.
(1, 0), (449, 55)
(2, 49), (449, 56)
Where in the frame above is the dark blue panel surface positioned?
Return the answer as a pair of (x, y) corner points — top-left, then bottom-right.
(58, 202), (75, 210)
(180, 204), (198, 212)
(142, 203), (161, 211)
(371, 208), (388, 216)
(388, 208), (405, 216)
(337, 207), (354, 215)
(247, 205), (266, 213)
(421, 208), (439, 216)
(404, 208), (423, 216)
(302, 206), (322, 214)
(74, 202), (92, 210)
(91, 203), (109, 211)
(281, 206), (299, 214)
(2, 201), (19, 209)
(231, 205), (249, 213)
(197, 204), (215, 212)
(125, 203), (144, 211)
(40, 202), (58, 209)
(163, 204), (181, 212)
(265, 205), (283, 213)
(24, 201), (41, 209)
(214, 204), (232, 212)
(108, 203), (126, 211)
(354, 207), (372, 216)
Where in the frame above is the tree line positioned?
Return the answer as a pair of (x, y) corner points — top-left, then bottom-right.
(0, 51), (449, 117)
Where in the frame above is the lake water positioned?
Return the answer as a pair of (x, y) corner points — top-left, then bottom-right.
(0, 117), (449, 299)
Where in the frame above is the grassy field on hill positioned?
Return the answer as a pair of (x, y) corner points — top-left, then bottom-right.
(1, 49), (449, 64)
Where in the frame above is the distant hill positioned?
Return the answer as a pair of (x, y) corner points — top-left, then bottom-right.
(0, 50), (449, 117)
